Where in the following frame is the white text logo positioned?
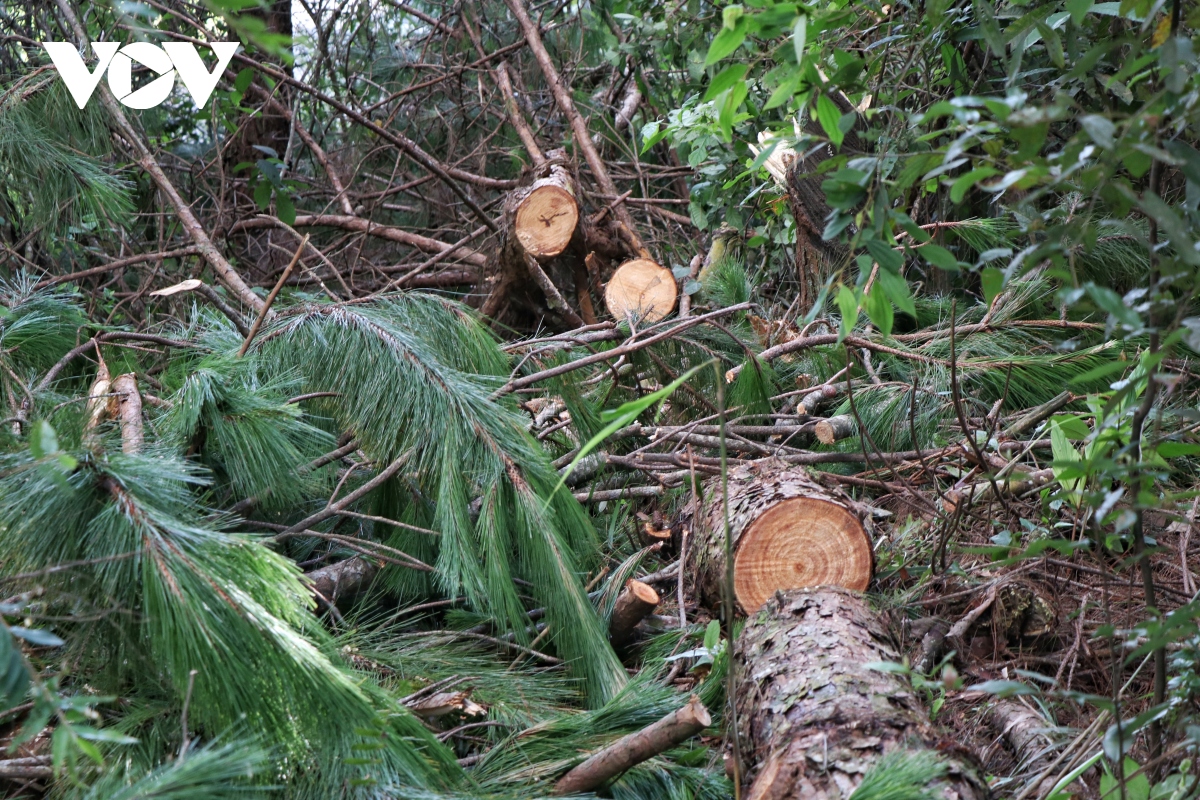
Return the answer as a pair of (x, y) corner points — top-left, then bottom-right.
(42, 41), (239, 110)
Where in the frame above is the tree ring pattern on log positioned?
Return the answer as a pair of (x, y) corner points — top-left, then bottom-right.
(689, 460), (874, 615)
(604, 258), (676, 323)
(733, 497), (872, 612)
(515, 184), (578, 258)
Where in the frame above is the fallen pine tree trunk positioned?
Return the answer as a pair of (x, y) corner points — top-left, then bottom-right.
(688, 459), (875, 614)
(734, 587), (991, 800)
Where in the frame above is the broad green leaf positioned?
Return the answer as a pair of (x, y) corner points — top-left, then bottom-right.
(718, 81), (749, 141)
(792, 15), (807, 64)
(553, 361), (714, 498)
(703, 63), (749, 102)
(949, 168), (1000, 204)
(980, 267), (1004, 307)
(1051, 418), (1084, 501)
(816, 94), (844, 147)
(874, 267), (916, 317)
(864, 237), (903, 273)
(29, 420), (59, 459)
(1156, 442), (1200, 458)
(1065, 0), (1093, 23)
(0, 625), (29, 710)
(919, 243), (960, 271)
(10, 626), (65, 647)
(965, 680), (1038, 697)
(275, 193), (296, 227)
(1085, 283), (1143, 329)
(703, 619), (721, 650)
(1080, 114), (1116, 148)
(706, 18), (748, 65)
(835, 284), (859, 341)
(863, 281), (894, 337)
(233, 67), (255, 93)
(1049, 414), (1090, 439)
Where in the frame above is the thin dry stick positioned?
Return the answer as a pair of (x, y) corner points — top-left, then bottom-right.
(237, 235), (309, 357)
(179, 669), (198, 758)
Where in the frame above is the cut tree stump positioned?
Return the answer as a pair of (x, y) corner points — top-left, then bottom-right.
(604, 258), (676, 323)
(734, 587), (990, 800)
(508, 158), (579, 259)
(608, 578), (660, 650)
(689, 460), (874, 614)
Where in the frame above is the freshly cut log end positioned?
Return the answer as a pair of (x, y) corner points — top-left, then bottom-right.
(814, 414), (856, 445)
(514, 184), (579, 258)
(735, 588), (990, 800)
(609, 579), (660, 650)
(689, 460), (874, 614)
(604, 258), (676, 323)
(732, 496), (872, 613)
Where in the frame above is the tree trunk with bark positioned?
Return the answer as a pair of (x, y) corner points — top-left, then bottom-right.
(734, 587), (990, 800)
(785, 92), (862, 311)
(688, 460), (874, 615)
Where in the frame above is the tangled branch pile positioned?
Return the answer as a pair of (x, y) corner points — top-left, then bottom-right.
(1, 0), (1199, 798)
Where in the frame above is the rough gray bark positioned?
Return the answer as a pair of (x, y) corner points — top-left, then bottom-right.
(734, 588), (991, 800)
(306, 556), (379, 605)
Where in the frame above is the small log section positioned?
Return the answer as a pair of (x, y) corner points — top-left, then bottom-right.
(604, 258), (676, 323)
(734, 588), (990, 800)
(553, 695), (710, 795)
(509, 159), (579, 259)
(608, 578), (660, 650)
(689, 460), (873, 614)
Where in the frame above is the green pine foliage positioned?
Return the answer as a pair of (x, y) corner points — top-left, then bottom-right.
(0, 442), (459, 794)
(848, 750), (948, 800)
(0, 83), (132, 239)
(251, 296), (628, 705)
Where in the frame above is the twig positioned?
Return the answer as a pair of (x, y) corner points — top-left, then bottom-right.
(237, 235), (308, 357)
(179, 669), (198, 758)
(552, 696), (710, 794)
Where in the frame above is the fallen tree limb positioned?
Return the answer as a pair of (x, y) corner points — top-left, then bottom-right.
(231, 215), (489, 267)
(34, 246), (201, 290)
(54, 0), (263, 313)
(553, 695), (710, 795)
(493, 302), (754, 396)
(504, 0), (647, 257)
(111, 373), (142, 454)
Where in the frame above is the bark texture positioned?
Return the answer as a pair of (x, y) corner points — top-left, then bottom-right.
(111, 373), (143, 455)
(608, 578), (659, 650)
(785, 93), (862, 311)
(553, 695), (710, 795)
(689, 459), (874, 614)
(306, 556), (379, 606)
(734, 588), (990, 800)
